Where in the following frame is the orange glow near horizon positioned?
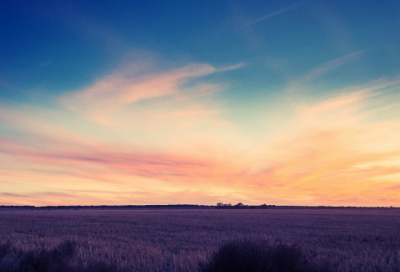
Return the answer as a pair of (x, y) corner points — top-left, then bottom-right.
(1, 62), (400, 206)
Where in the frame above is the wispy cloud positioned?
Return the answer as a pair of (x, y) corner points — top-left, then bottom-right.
(1, 59), (400, 206)
(243, 4), (298, 27)
(60, 62), (243, 126)
(290, 49), (367, 88)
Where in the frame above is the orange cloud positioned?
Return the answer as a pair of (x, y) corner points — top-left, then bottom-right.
(60, 62), (243, 125)
(1, 62), (400, 206)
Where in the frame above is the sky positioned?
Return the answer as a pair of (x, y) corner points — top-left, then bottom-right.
(1, 0), (400, 206)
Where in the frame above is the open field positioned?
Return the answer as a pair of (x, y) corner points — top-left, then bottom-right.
(1, 208), (400, 271)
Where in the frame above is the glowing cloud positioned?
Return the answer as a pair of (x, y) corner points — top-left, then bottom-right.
(1, 59), (400, 206)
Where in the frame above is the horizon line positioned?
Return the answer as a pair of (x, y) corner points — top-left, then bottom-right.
(1, 204), (398, 209)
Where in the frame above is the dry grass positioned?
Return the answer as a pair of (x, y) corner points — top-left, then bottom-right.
(0, 208), (399, 271)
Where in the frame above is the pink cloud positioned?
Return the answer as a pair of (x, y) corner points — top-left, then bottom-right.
(59, 62), (243, 125)
(1, 62), (400, 206)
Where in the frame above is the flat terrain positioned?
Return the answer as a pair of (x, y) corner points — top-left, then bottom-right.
(1, 208), (400, 271)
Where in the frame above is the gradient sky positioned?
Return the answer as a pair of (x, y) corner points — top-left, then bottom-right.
(1, 1), (400, 206)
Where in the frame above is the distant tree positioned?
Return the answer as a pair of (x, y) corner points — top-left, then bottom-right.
(216, 203), (233, 208)
(234, 203), (245, 209)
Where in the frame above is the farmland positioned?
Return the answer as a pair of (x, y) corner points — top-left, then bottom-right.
(1, 208), (400, 271)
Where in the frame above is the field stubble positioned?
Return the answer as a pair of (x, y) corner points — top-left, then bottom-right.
(1, 208), (400, 271)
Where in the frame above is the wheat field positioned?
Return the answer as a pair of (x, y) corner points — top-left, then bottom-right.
(1, 208), (399, 271)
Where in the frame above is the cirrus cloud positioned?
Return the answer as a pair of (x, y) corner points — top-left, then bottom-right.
(1, 59), (400, 206)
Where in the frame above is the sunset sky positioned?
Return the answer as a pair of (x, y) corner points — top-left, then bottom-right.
(1, 1), (400, 206)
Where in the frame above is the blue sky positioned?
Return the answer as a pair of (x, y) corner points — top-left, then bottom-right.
(2, 1), (399, 101)
(1, 1), (400, 206)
